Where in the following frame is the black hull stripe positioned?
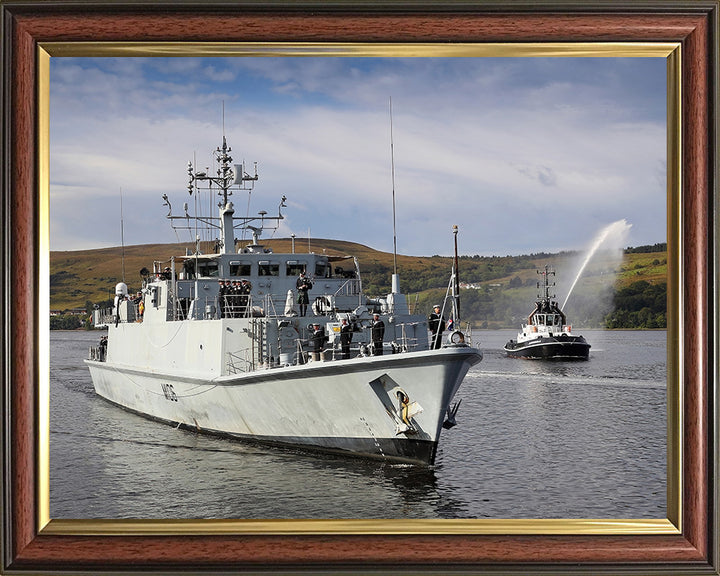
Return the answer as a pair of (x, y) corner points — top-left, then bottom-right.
(504, 344), (590, 360)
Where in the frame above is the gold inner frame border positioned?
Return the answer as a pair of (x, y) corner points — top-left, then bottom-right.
(36, 41), (682, 537)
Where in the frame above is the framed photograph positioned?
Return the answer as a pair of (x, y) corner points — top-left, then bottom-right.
(2, 1), (717, 574)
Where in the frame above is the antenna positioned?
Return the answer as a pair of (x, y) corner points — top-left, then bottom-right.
(453, 225), (460, 321)
(389, 97), (398, 276)
(120, 187), (125, 283)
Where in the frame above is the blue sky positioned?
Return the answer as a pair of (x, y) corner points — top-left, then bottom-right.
(49, 56), (666, 256)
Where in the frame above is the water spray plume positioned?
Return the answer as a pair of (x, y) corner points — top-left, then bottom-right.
(562, 219), (632, 310)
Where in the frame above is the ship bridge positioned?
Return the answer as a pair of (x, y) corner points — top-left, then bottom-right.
(159, 250), (363, 321)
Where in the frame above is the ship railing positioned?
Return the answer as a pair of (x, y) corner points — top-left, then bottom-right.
(226, 349), (254, 374)
(394, 337), (422, 353)
(220, 294), (253, 319)
(295, 339), (308, 364)
(88, 345), (106, 362)
(192, 295), (220, 320)
(173, 299), (190, 321)
(172, 293), (270, 321)
(181, 294), (253, 320)
(395, 322), (425, 353)
(96, 313), (115, 326)
(262, 294), (280, 317)
(332, 278), (361, 297)
(92, 307), (115, 327)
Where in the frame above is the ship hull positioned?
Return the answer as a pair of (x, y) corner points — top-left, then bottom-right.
(503, 335), (590, 360)
(85, 347), (481, 465)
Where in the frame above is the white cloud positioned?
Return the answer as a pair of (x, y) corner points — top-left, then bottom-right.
(49, 56), (667, 257)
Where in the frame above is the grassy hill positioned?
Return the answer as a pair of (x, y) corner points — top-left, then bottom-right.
(50, 239), (668, 328)
(51, 242), (200, 310)
(50, 238), (404, 310)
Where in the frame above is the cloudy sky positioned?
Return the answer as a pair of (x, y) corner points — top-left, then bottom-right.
(49, 56), (666, 257)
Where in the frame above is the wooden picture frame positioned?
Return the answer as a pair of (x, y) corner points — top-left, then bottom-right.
(2, 1), (717, 573)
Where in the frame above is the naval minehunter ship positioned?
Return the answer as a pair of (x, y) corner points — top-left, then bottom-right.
(503, 265), (590, 360)
(85, 136), (482, 465)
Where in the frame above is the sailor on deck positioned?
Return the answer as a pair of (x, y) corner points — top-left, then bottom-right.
(239, 279), (251, 317)
(340, 318), (353, 359)
(428, 304), (446, 349)
(218, 280), (228, 318)
(311, 322), (327, 361)
(370, 313), (385, 356)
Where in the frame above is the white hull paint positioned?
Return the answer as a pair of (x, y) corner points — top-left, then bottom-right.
(86, 345), (480, 464)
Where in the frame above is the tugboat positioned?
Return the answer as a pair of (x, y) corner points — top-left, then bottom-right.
(85, 135), (482, 466)
(503, 265), (590, 360)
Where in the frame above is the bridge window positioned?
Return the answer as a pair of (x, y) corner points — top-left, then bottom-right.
(315, 262), (329, 278)
(286, 261), (307, 276)
(230, 262), (252, 277)
(181, 260), (196, 278)
(197, 261), (219, 277)
(258, 261), (280, 276)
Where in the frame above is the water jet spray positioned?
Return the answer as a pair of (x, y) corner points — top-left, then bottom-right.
(562, 219), (632, 310)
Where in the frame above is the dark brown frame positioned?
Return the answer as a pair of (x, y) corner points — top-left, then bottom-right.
(2, 1), (717, 574)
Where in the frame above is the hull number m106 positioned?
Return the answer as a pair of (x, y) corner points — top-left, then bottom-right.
(161, 382), (178, 402)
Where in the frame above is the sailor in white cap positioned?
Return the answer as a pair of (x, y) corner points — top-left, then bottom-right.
(370, 313), (385, 356)
(428, 304), (446, 349)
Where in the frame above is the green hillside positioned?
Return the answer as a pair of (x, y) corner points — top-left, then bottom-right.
(50, 239), (668, 329)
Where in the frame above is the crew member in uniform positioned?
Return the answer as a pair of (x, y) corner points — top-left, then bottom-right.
(98, 335), (108, 361)
(229, 280), (238, 318)
(311, 322), (326, 361)
(339, 318), (353, 359)
(370, 313), (385, 356)
(428, 304), (446, 349)
(296, 271), (313, 316)
(239, 279), (251, 317)
(231, 280), (242, 317)
(218, 280), (228, 318)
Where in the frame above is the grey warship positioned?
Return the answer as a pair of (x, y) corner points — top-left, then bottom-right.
(85, 136), (482, 465)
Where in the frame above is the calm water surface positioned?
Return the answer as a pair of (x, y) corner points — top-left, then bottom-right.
(50, 329), (666, 519)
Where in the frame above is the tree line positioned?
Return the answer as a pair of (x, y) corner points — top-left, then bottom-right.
(401, 279), (667, 330)
(50, 243), (667, 330)
(604, 280), (667, 329)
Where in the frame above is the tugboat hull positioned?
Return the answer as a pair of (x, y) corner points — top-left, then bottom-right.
(504, 335), (590, 360)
